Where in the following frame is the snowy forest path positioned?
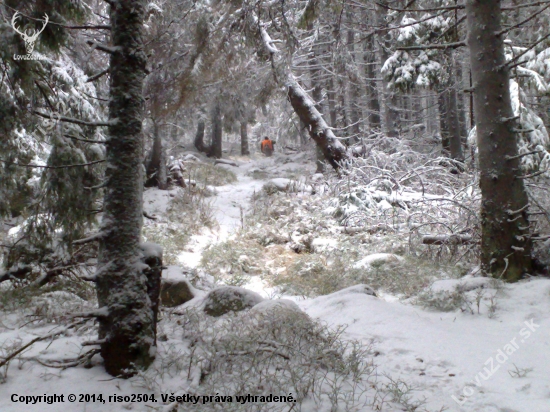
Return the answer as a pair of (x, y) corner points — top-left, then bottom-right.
(174, 151), (312, 269)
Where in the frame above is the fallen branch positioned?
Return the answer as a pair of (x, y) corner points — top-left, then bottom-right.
(214, 159), (239, 167)
(34, 349), (100, 369)
(0, 158), (105, 170)
(86, 68), (110, 83)
(422, 234), (475, 245)
(143, 211), (158, 220)
(0, 265), (33, 284)
(31, 263), (95, 287)
(0, 320), (88, 368)
(73, 232), (105, 245)
(34, 110), (112, 127)
(338, 224), (396, 234)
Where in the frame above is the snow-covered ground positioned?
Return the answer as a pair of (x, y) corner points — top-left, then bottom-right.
(1, 152), (549, 412)
(301, 279), (550, 411)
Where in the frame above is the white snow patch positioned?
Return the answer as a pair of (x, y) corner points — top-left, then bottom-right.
(353, 253), (404, 269)
(299, 278), (550, 412)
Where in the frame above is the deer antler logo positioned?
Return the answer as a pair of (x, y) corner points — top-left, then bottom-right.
(12, 12), (49, 55)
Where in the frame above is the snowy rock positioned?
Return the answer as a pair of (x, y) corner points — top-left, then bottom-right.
(162, 265), (190, 281)
(353, 253), (404, 269)
(140, 242), (163, 259)
(249, 298), (302, 316)
(161, 279), (196, 307)
(249, 299), (310, 324)
(183, 154), (201, 162)
(203, 286), (264, 317)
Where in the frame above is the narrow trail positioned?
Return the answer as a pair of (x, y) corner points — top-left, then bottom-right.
(210, 171), (264, 241)
(174, 152), (311, 269)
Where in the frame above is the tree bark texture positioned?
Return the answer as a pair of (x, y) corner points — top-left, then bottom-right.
(157, 136), (167, 190)
(466, 0), (532, 281)
(287, 76), (348, 169)
(96, 0), (160, 377)
(254, 18), (348, 169)
(376, 0), (400, 137)
(194, 120), (207, 153)
(363, 18), (381, 130)
(445, 51), (464, 161)
(145, 121), (167, 189)
(447, 84), (464, 162)
(240, 120), (250, 155)
(438, 87), (450, 152)
(307, 34), (329, 165)
(208, 102), (222, 159)
(315, 145), (326, 173)
(328, 77), (338, 128)
(346, 8), (361, 142)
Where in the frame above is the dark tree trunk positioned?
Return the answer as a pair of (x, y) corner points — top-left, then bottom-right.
(194, 120), (207, 153)
(466, 0), (532, 281)
(328, 77), (338, 128)
(469, 69), (475, 129)
(299, 120), (308, 147)
(445, 51), (464, 161)
(363, 21), (381, 130)
(455, 59), (469, 142)
(346, 8), (361, 141)
(96, 0), (160, 377)
(376, 0), (400, 137)
(438, 87), (450, 152)
(157, 136), (167, 190)
(348, 89), (361, 141)
(141, 243), (162, 343)
(208, 102), (222, 159)
(315, 145), (326, 173)
(145, 121), (167, 189)
(446, 84), (464, 162)
(308, 49), (323, 112)
(335, 66), (349, 140)
(240, 120), (249, 155)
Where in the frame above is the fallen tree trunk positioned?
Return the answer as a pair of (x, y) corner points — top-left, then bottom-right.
(422, 234), (475, 245)
(252, 16), (349, 170)
(286, 77), (348, 170)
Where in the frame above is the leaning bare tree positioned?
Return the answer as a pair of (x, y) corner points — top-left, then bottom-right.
(95, 0), (161, 376)
(247, 10), (348, 170)
(466, 0), (532, 281)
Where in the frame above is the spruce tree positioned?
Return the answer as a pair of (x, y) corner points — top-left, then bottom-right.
(466, 0), (533, 280)
(95, 0), (159, 376)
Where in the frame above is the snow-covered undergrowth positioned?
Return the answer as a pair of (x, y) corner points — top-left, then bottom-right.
(204, 139), (476, 299)
(2, 146), (550, 412)
(136, 304), (386, 412)
(333, 138), (481, 263)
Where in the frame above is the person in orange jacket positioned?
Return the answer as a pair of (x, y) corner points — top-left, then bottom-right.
(260, 136), (275, 157)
